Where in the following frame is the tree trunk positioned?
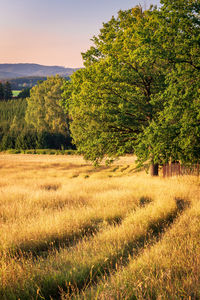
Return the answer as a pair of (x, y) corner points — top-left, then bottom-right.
(150, 163), (159, 176)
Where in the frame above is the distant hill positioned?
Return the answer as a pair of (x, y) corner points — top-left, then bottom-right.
(0, 63), (79, 80)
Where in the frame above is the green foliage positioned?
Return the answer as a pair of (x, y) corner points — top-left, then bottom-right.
(64, 6), (167, 164)
(0, 83), (4, 100)
(0, 81), (13, 101)
(0, 81), (73, 151)
(146, 67), (200, 164)
(137, 0), (200, 164)
(3, 148), (76, 155)
(1, 133), (15, 150)
(0, 98), (27, 133)
(6, 149), (21, 154)
(4, 81), (13, 100)
(63, 1), (200, 166)
(0, 99), (30, 151)
(17, 88), (30, 99)
(9, 76), (47, 90)
(26, 75), (69, 135)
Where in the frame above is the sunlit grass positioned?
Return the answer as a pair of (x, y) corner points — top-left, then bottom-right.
(0, 154), (199, 299)
(82, 201), (200, 300)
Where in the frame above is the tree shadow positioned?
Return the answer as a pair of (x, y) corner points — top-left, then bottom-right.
(7, 215), (123, 260)
(60, 198), (190, 300)
(3, 199), (189, 300)
(32, 199), (190, 300)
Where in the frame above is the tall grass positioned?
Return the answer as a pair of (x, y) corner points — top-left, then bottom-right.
(0, 154), (199, 299)
(82, 200), (200, 300)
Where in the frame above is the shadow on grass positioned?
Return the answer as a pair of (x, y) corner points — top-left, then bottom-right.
(139, 196), (152, 207)
(2, 200), (189, 300)
(40, 183), (61, 191)
(56, 199), (190, 300)
(7, 215), (123, 261)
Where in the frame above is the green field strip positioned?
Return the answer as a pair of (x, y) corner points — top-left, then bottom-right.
(0, 196), (185, 300)
(12, 90), (21, 97)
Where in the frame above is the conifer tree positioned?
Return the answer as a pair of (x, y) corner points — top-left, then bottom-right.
(0, 82), (4, 101)
(4, 82), (13, 100)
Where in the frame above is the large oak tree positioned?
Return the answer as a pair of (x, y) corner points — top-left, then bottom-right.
(64, 6), (168, 171)
(137, 0), (200, 165)
(63, 0), (200, 172)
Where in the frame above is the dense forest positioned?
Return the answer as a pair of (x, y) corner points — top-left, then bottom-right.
(9, 77), (48, 90)
(0, 81), (13, 100)
(8, 76), (70, 91)
(0, 76), (72, 151)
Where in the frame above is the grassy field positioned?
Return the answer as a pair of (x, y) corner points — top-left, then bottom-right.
(0, 154), (199, 299)
(12, 90), (21, 97)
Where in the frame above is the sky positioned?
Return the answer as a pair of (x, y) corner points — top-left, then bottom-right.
(0, 0), (160, 68)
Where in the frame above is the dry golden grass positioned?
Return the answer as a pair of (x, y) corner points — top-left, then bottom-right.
(0, 156), (139, 254)
(0, 154), (199, 299)
(84, 200), (200, 300)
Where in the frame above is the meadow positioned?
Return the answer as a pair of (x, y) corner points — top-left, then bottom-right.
(0, 154), (199, 299)
(12, 90), (21, 97)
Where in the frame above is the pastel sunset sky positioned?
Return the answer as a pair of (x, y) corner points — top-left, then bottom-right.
(0, 0), (160, 67)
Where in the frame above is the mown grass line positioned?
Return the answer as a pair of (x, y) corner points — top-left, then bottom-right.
(37, 199), (188, 300)
(0, 191), (140, 258)
(63, 199), (189, 300)
(6, 215), (123, 260)
(82, 200), (199, 300)
(0, 197), (187, 300)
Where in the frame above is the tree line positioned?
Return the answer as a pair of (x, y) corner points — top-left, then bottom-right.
(0, 76), (72, 150)
(62, 0), (200, 175)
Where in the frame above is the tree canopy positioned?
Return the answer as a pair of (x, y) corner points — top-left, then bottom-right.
(18, 88), (31, 99)
(63, 0), (200, 169)
(138, 0), (200, 165)
(0, 81), (13, 101)
(26, 75), (69, 135)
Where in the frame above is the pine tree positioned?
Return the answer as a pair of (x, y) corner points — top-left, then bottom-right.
(4, 82), (13, 100)
(0, 82), (4, 101)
